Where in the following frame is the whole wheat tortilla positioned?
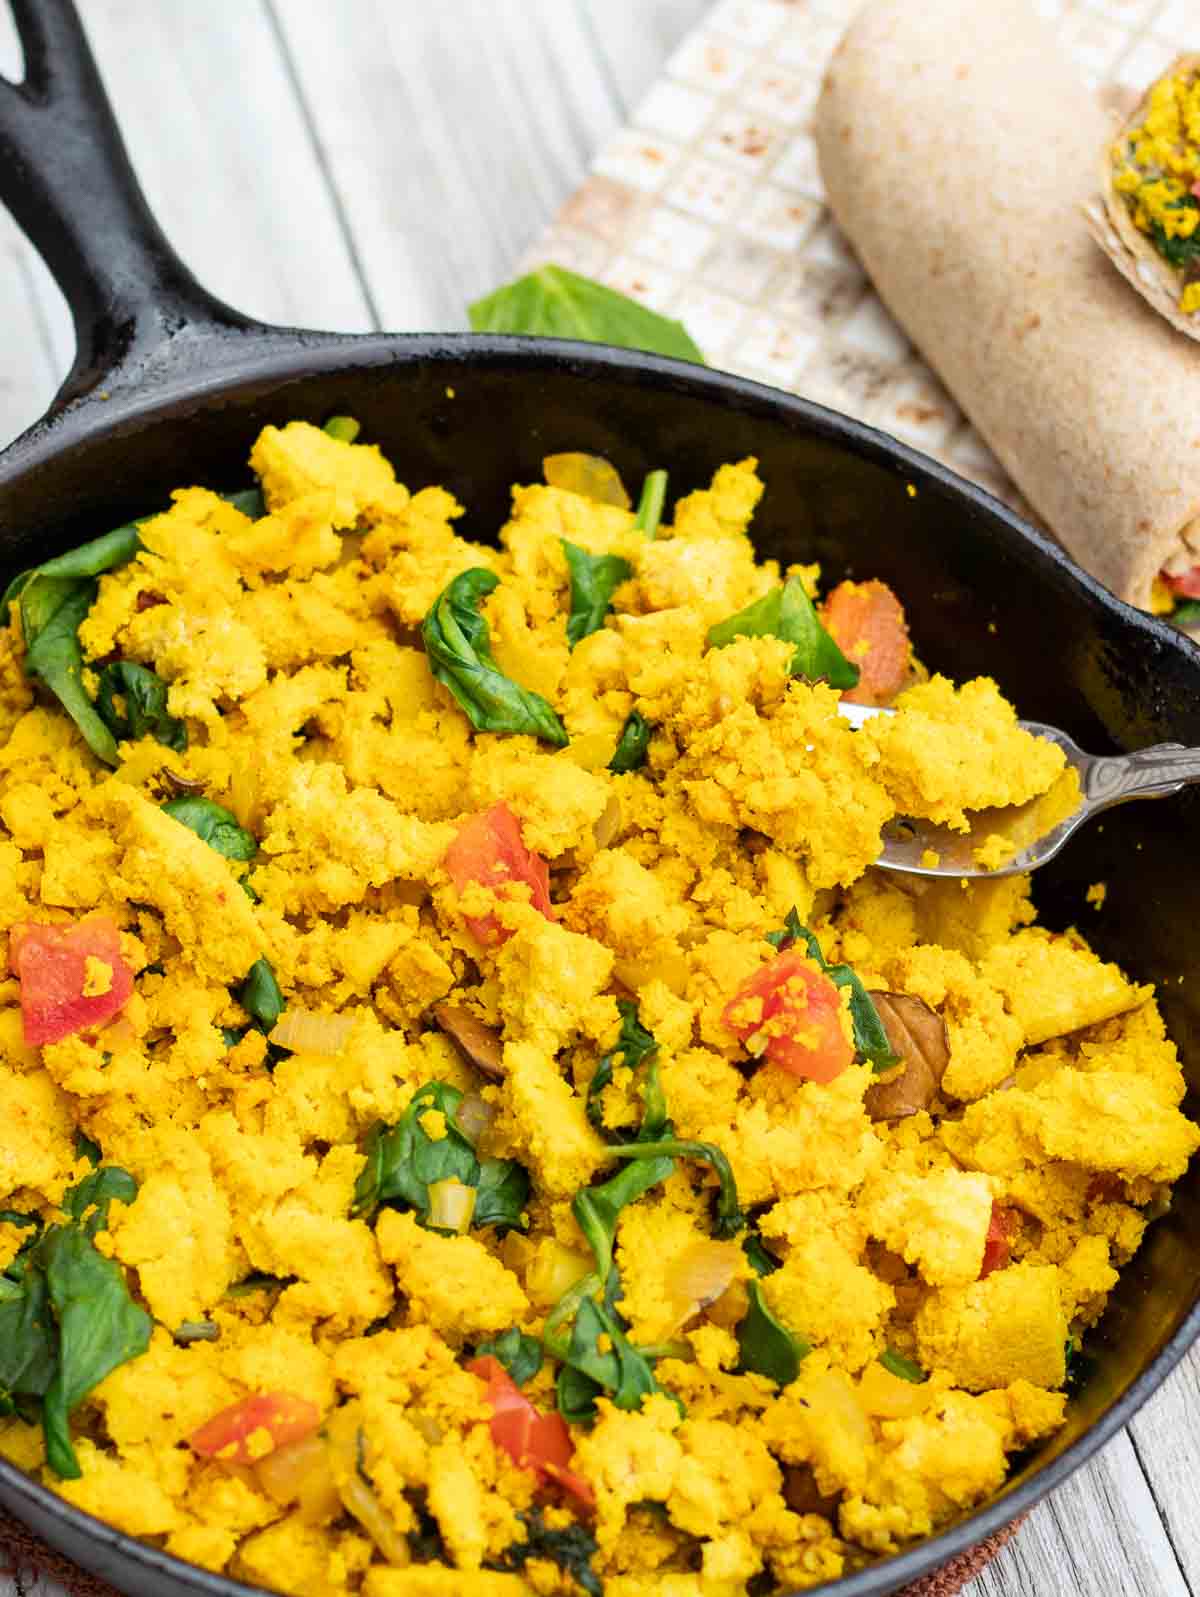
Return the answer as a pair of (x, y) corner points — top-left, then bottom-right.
(815, 0), (1200, 609)
(1088, 54), (1200, 345)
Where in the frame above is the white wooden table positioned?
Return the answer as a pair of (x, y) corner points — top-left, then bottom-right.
(0, 4), (1196, 1595)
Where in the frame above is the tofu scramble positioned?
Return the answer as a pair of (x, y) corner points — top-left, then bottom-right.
(0, 422), (1195, 1597)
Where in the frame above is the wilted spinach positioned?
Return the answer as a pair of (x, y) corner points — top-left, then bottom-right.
(707, 573), (859, 690)
(7, 520), (147, 766)
(736, 1280), (810, 1387)
(239, 958), (285, 1035)
(766, 909), (897, 1072)
(493, 1506), (602, 1597)
(160, 796), (256, 862)
(351, 1081), (528, 1234)
(422, 568), (568, 745)
(879, 1349), (925, 1384)
(608, 708), (652, 774)
(561, 540), (632, 649)
(634, 469), (668, 537)
(586, 998), (660, 1137)
(474, 1327), (543, 1388)
(0, 1167), (151, 1479)
(96, 662), (186, 753)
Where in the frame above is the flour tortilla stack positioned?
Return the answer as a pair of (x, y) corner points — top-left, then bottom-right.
(1088, 55), (1200, 346)
(815, 0), (1200, 609)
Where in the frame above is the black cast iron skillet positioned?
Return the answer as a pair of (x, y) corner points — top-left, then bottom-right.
(1, 4), (1199, 1595)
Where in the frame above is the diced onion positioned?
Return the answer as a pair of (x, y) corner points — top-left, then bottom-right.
(338, 1470), (410, 1566)
(408, 1409), (445, 1446)
(542, 452), (631, 508)
(269, 1007), (353, 1056)
(427, 1178), (476, 1235)
(255, 1434), (341, 1524)
(526, 1241), (593, 1308)
(454, 1092), (496, 1145)
(664, 1240), (742, 1330)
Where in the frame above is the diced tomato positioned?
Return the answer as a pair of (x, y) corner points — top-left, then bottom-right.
(1163, 563), (1200, 599)
(469, 1356), (594, 1509)
(819, 580), (912, 707)
(444, 802), (554, 947)
(10, 916), (134, 1047)
(979, 1202), (1020, 1279)
(721, 951), (854, 1085)
(190, 1392), (322, 1465)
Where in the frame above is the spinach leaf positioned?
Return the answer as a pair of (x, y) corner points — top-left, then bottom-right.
(1173, 598), (1200, 626)
(161, 796), (256, 862)
(494, 1507), (602, 1597)
(474, 1327), (543, 1388)
(1151, 211), (1200, 269)
(9, 521), (148, 767)
(1064, 1336), (1095, 1398)
(73, 1129), (102, 1167)
(586, 998), (660, 1136)
(422, 568), (568, 746)
(743, 1233), (781, 1278)
(608, 709), (652, 774)
(322, 415), (361, 443)
(96, 662), (186, 753)
(240, 958), (285, 1034)
(0, 1165), (149, 1478)
(221, 488), (266, 519)
(634, 470), (668, 537)
(41, 1221), (152, 1478)
(352, 1081), (528, 1234)
(707, 573), (860, 690)
(550, 1283), (662, 1423)
(736, 1279), (810, 1386)
(561, 540), (632, 649)
(604, 1135), (745, 1240)
(468, 265), (704, 364)
(879, 1349), (925, 1384)
(766, 911), (898, 1072)
(226, 1272), (288, 1300)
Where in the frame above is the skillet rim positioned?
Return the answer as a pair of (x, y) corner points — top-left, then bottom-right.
(1, 331), (1198, 1597)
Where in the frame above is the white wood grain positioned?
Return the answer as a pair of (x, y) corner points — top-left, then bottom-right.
(0, 5), (1195, 1597)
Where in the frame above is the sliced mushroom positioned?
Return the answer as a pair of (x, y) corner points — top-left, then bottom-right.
(862, 991), (949, 1122)
(783, 1464), (840, 1520)
(432, 1002), (504, 1080)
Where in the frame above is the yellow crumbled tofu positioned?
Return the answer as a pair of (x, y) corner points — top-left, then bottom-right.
(0, 424), (1189, 1597)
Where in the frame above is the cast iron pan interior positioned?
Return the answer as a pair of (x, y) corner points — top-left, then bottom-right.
(1, 4), (1199, 1596)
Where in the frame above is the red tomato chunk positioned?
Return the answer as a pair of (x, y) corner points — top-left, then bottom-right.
(820, 579), (912, 707)
(469, 1356), (594, 1508)
(722, 951), (854, 1085)
(190, 1392), (322, 1465)
(444, 802), (554, 947)
(10, 916), (134, 1047)
(979, 1202), (1020, 1279)
(1163, 563), (1200, 600)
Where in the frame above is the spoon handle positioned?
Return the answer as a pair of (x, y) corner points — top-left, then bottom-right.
(1082, 744), (1200, 804)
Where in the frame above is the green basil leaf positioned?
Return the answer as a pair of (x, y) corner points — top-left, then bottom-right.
(496, 1508), (602, 1597)
(634, 470), (668, 538)
(736, 1279), (810, 1386)
(474, 1327), (543, 1388)
(422, 568), (568, 746)
(767, 911), (898, 1072)
(468, 265), (704, 364)
(96, 662), (186, 753)
(22, 582), (118, 766)
(586, 998), (660, 1136)
(707, 573), (860, 690)
(240, 958), (285, 1034)
(41, 1223), (152, 1478)
(879, 1349), (926, 1384)
(608, 709), (652, 774)
(161, 796), (256, 862)
(561, 540), (632, 648)
(322, 416), (361, 443)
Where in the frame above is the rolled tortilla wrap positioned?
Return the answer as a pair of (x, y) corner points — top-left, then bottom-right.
(815, 0), (1200, 610)
(1089, 56), (1200, 345)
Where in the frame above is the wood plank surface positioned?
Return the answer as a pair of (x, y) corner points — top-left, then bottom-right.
(0, 5), (1194, 1597)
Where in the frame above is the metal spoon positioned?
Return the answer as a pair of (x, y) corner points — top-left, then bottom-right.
(838, 701), (1200, 879)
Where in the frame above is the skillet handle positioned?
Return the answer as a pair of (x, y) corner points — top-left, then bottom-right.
(0, 0), (253, 408)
